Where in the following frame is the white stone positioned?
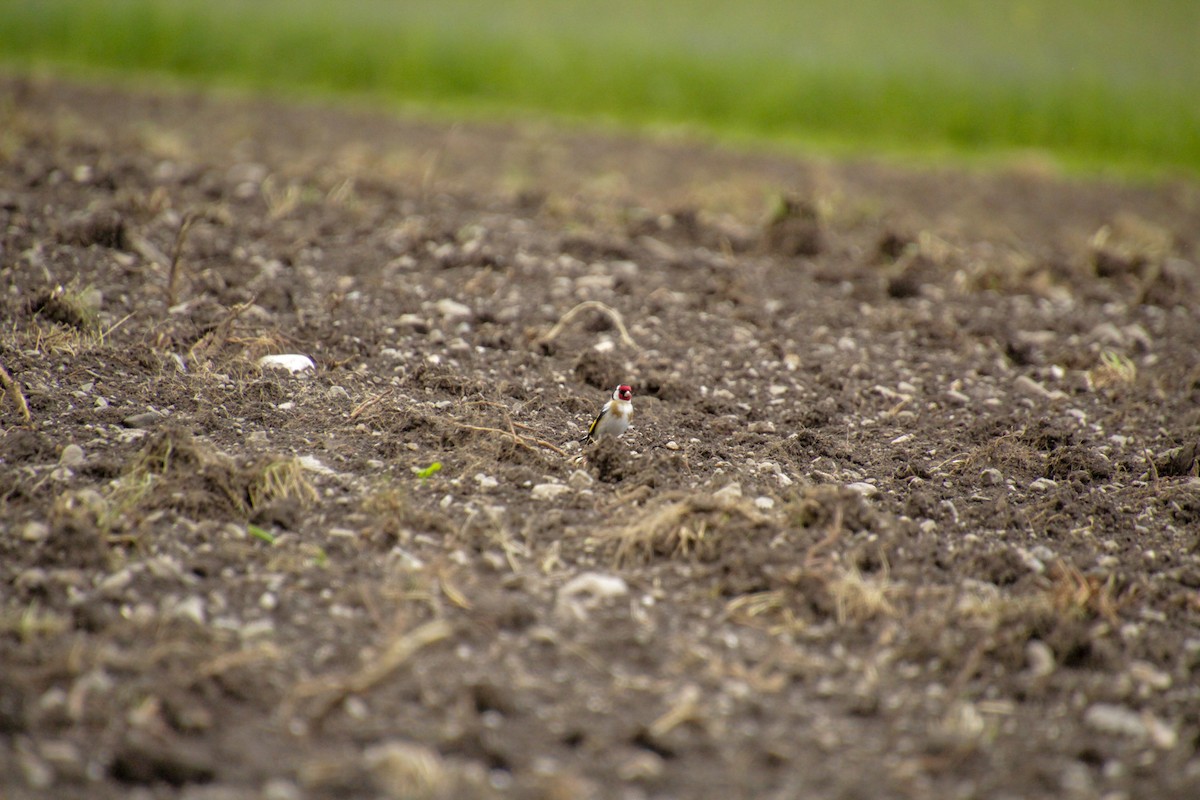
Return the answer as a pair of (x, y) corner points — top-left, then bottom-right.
(98, 568), (134, 595)
(846, 482), (879, 497)
(297, 455), (334, 474)
(1015, 547), (1046, 574)
(1084, 703), (1147, 739)
(434, 298), (472, 319)
(1129, 660), (1172, 691)
(557, 572), (629, 620)
(713, 483), (742, 503)
(240, 619), (276, 639)
(567, 470), (594, 489)
(21, 521), (50, 542)
(531, 483), (571, 501)
(1013, 374), (1065, 401)
(59, 444), (85, 467)
(258, 354), (315, 374)
(1025, 640), (1056, 678)
(980, 468), (1003, 486)
(169, 595), (207, 625)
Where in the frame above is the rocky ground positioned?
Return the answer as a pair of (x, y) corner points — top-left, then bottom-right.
(2, 75), (1200, 800)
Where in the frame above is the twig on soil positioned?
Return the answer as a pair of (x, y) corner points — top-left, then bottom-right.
(647, 684), (702, 739)
(197, 643), (282, 679)
(449, 420), (569, 458)
(0, 358), (32, 425)
(189, 299), (254, 364)
(296, 619), (453, 722)
(539, 300), (639, 349)
(350, 389), (394, 421)
(948, 635), (991, 699)
(803, 503), (844, 570)
(464, 399), (521, 438)
(167, 211), (199, 308)
(99, 312), (135, 343)
(419, 122), (460, 206)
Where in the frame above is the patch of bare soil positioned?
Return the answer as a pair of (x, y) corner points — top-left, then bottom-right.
(2, 75), (1200, 799)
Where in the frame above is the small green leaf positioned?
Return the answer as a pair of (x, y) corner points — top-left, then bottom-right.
(416, 461), (442, 480)
(248, 524), (275, 544)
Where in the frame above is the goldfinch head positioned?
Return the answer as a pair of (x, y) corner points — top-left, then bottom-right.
(615, 385), (633, 402)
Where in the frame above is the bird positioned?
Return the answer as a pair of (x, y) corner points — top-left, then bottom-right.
(581, 384), (633, 444)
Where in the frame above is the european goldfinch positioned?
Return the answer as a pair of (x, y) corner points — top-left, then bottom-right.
(582, 384), (633, 444)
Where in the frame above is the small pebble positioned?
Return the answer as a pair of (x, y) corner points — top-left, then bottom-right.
(170, 596), (207, 625)
(1129, 660), (1171, 691)
(21, 521), (50, 543)
(122, 410), (165, 428)
(558, 572), (628, 606)
(1083, 703), (1147, 739)
(946, 389), (971, 405)
(258, 354), (315, 374)
(1013, 374), (1065, 401)
(713, 483), (742, 503)
(59, 444), (85, 467)
(434, 298), (472, 319)
(531, 483), (571, 501)
(1025, 640), (1056, 678)
(980, 468), (1003, 486)
(262, 778), (304, 800)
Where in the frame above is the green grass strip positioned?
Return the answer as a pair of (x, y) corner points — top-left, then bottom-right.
(1, 0), (1197, 175)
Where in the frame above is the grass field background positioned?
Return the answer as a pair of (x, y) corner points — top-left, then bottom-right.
(1, 0), (1197, 175)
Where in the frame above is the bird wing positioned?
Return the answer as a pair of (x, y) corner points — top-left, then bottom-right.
(582, 400), (611, 442)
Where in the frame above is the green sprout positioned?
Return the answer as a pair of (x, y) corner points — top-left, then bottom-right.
(416, 462), (443, 481)
(248, 524), (276, 544)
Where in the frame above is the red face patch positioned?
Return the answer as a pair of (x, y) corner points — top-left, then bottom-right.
(618, 385), (632, 401)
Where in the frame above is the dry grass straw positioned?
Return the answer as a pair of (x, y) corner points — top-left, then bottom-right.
(107, 428), (317, 527)
(1088, 349), (1138, 390)
(1044, 561), (1130, 625)
(196, 642), (283, 679)
(539, 300), (639, 349)
(166, 210), (198, 307)
(364, 740), (455, 799)
(825, 563), (899, 625)
(726, 590), (806, 635)
(937, 430), (1041, 476)
(611, 489), (767, 564)
(248, 456), (320, 509)
(0, 601), (70, 643)
(189, 299), (255, 364)
(0, 357), (32, 424)
(290, 618), (453, 723)
(449, 398), (568, 457)
(448, 419), (568, 458)
(646, 684), (703, 740)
